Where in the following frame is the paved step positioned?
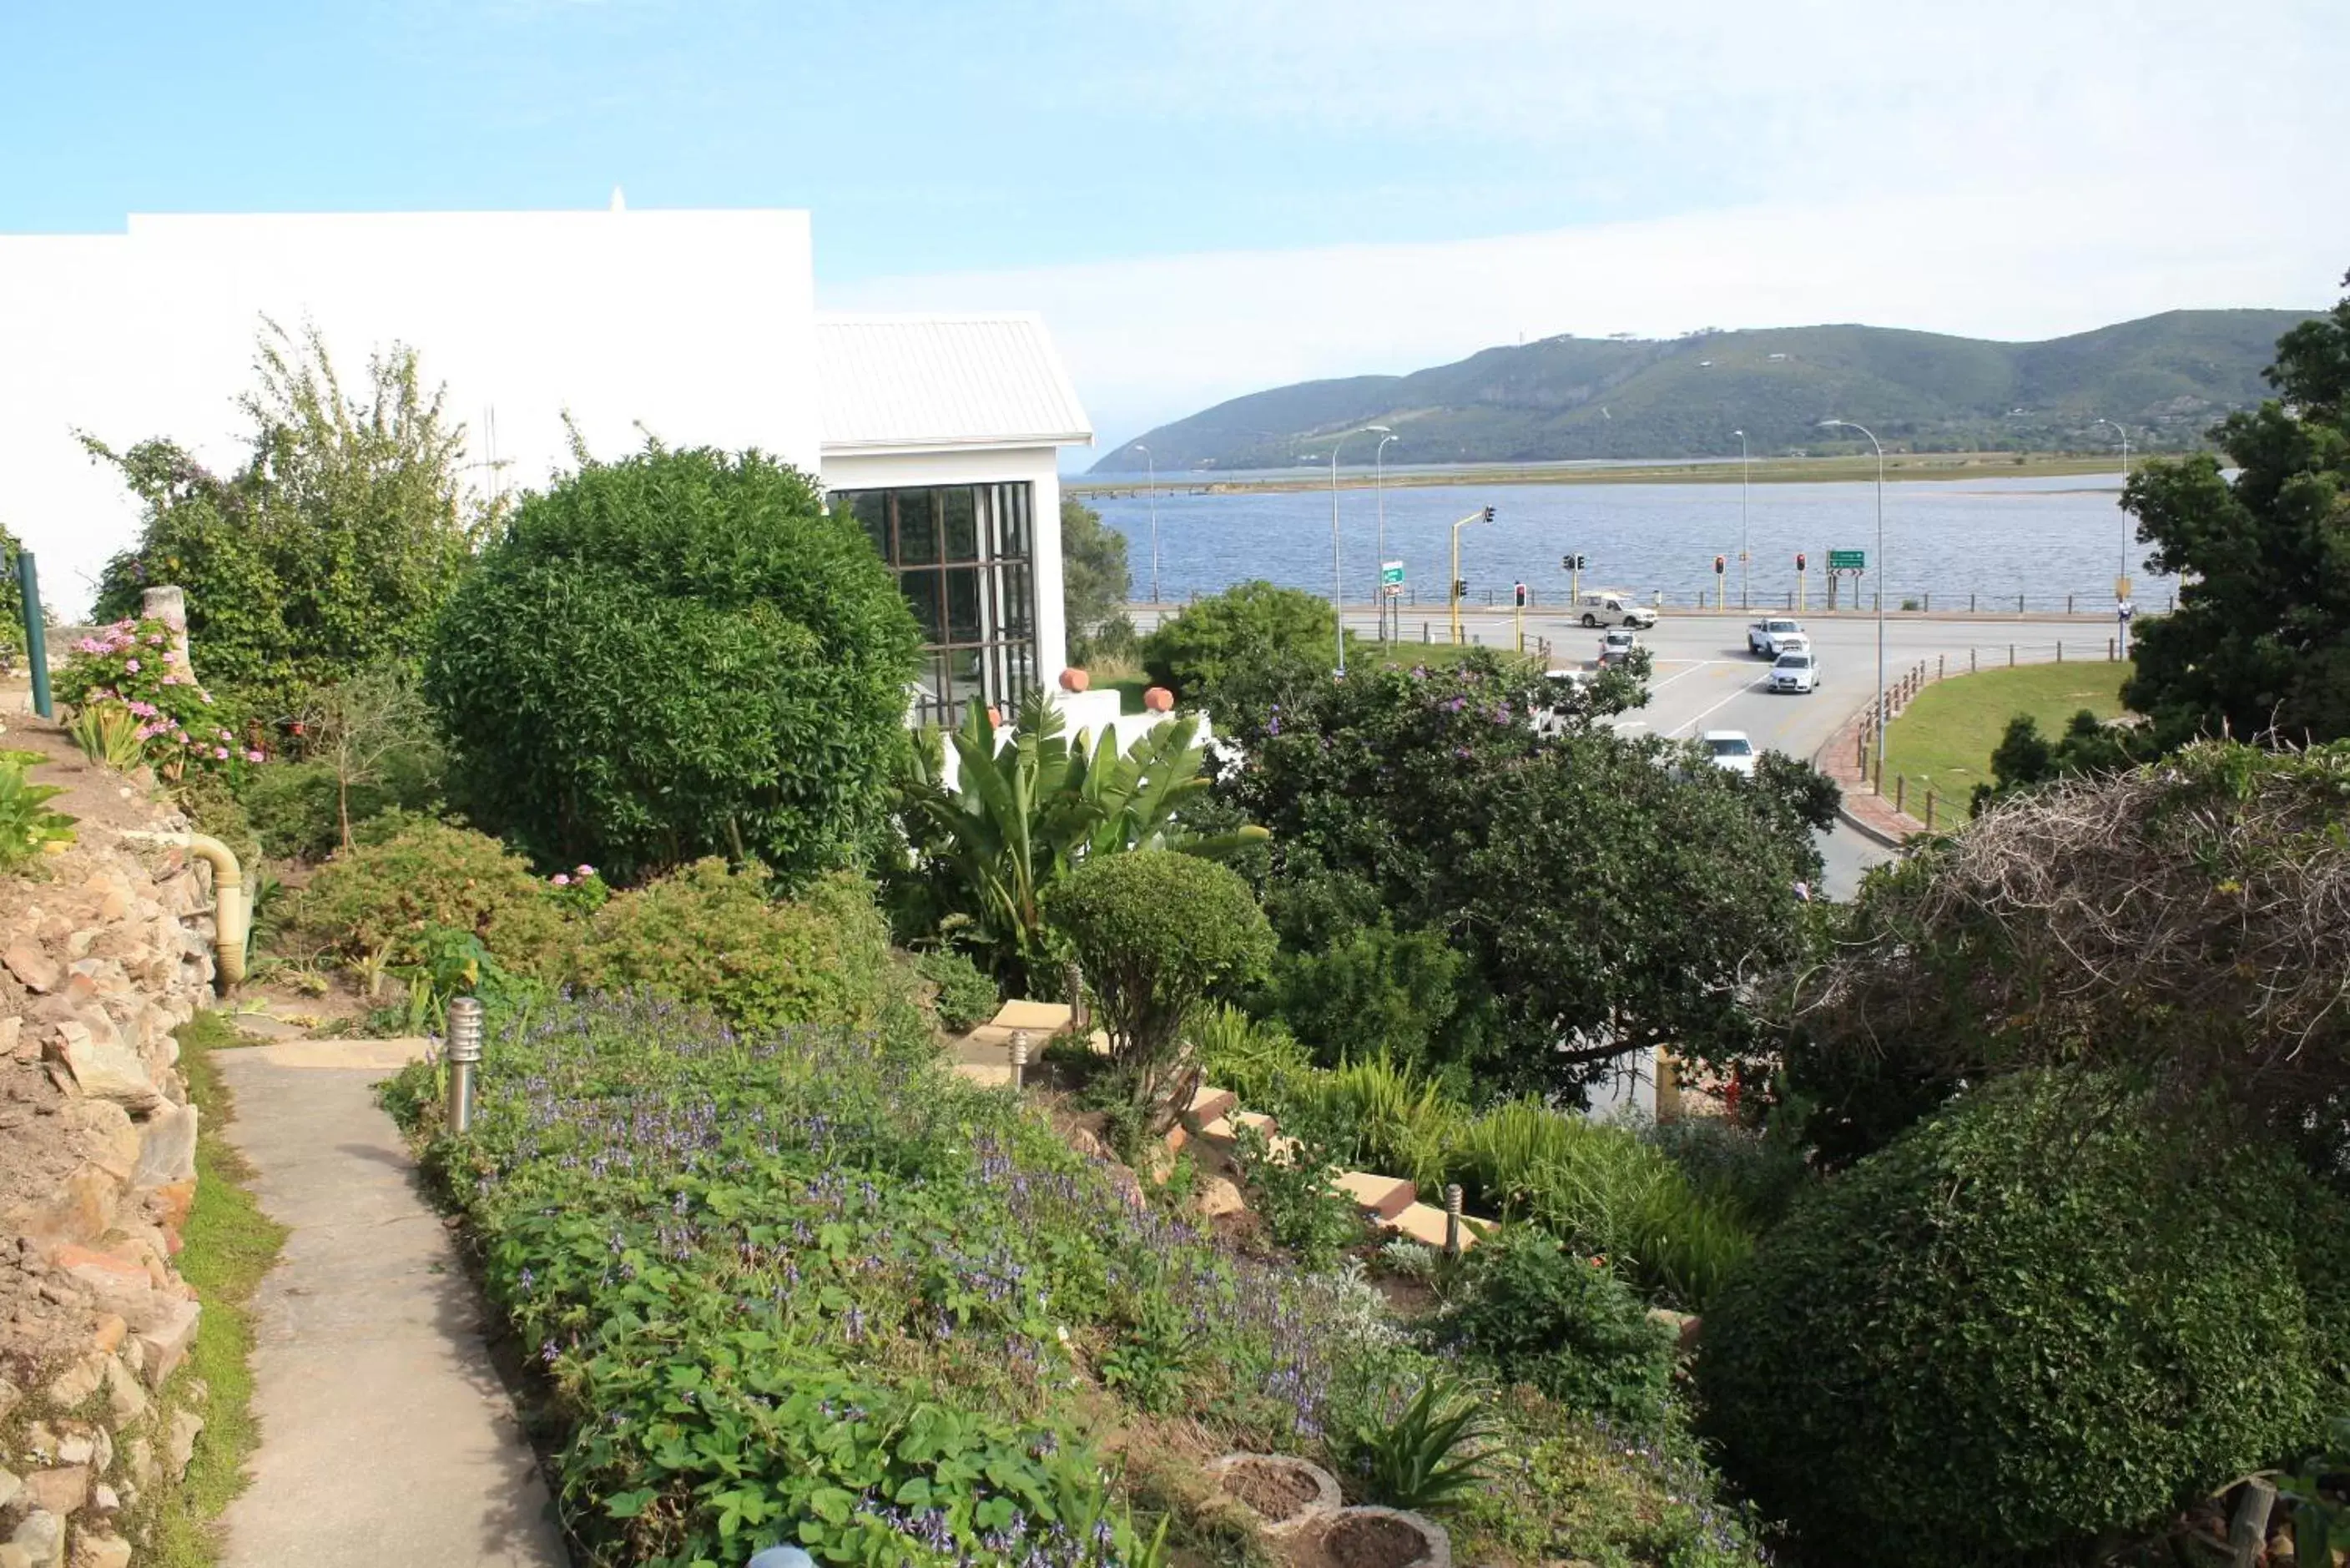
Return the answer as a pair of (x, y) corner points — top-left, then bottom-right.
(1384, 1200), (1482, 1252)
(1185, 1084), (1238, 1125)
(1233, 1109), (1278, 1135)
(1334, 1171), (1419, 1222)
(990, 999), (1073, 1032)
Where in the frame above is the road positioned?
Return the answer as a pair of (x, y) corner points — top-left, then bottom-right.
(1134, 603), (2130, 899)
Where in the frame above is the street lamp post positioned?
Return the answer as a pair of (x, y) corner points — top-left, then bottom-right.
(1135, 443), (1160, 607)
(1450, 507), (1491, 646)
(2091, 417), (2132, 653)
(1374, 431), (1399, 640)
(1820, 419), (1887, 785)
(1327, 426), (1390, 674)
(1732, 429), (1751, 610)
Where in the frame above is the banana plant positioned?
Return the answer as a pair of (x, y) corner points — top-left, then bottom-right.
(900, 690), (1266, 988)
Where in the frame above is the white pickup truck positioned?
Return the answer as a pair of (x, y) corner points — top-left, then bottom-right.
(1747, 618), (1808, 658)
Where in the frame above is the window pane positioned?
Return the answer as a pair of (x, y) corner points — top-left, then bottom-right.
(945, 567), (983, 644)
(993, 484), (1031, 560)
(899, 568), (944, 643)
(999, 563), (1033, 637)
(840, 491), (890, 561)
(945, 648), (985, 718)
(898, 489), (941, 566)
(944, 487), (980, 562)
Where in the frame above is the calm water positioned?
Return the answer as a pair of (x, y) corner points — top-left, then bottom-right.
(1092, 474), (2171, 613)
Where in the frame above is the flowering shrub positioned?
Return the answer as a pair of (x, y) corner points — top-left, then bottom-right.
(386, 994), (1770, 1568)
(56, 618), (264, 783)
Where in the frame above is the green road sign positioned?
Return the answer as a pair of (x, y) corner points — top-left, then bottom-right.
(1828, 549), (1866, 571)
(1380, 560), (1405, 586)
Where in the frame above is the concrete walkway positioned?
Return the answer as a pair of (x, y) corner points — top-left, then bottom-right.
(214, 1038), (569, 1568)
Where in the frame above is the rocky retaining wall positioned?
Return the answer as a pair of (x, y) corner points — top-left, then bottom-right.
(2, 808), (219, 1568)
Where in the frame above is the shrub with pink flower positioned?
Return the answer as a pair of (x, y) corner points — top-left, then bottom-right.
(546, 865), (609, 916)
(56, 616), (263, 783)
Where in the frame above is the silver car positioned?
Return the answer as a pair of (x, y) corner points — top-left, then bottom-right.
(1768, 650), (1821, 693)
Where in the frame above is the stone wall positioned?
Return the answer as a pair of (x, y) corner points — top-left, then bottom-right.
(1, 806), (218, 1568)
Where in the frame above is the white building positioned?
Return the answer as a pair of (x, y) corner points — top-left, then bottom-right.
(0, 205), (1093, 728)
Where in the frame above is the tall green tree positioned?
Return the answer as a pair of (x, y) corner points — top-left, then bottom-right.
(2124, 271), (2350, 744)
(87, 321), (487, 713)
(1142, 579), (1345, 712)
(1059, 496), (1135, 667)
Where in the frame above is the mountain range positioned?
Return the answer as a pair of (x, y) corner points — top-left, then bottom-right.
(1092, 309), (2317, 473)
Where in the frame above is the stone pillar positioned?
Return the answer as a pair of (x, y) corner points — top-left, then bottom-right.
(140, 586), (194, 681)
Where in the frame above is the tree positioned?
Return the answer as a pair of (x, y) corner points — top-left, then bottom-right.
(1141, 580), (1344, 710)
(1045, 850), (1275, 1130)
(896, 689), (1267, 992)
(2123, 271), (2350, 745)
(426, 444), (920, 887)
(1784, 739), (2350, 1172)
(295, 663), (445, 852)
(1060, 497), (1136, 668)
(1218, 653), (1828, 1097)
(87, 321), (487, 714)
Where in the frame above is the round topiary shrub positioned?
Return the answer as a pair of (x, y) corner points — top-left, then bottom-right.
(295, 814), (567, 978)
(569, 859), (904, 1035)
(425, 445), (920, 887)
(1698, 1071), (2350, 1568)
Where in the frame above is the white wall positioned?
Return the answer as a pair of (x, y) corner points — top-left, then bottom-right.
(819, 443), (1070, 685)
(0, 209), (820, 614)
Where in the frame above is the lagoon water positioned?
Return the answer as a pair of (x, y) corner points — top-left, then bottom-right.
(1089, 473), (2171, 613)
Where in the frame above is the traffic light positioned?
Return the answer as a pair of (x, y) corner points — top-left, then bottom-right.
(1452, 578), (1468, 600)
(1796, 552), (1808, 572)
(1560, 552), (1586, 572)
(1514, 582), (1527, 608)
(1714, 555), (1727, 575)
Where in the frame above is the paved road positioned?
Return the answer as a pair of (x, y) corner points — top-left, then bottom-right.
(1134, 604), (2129, 899)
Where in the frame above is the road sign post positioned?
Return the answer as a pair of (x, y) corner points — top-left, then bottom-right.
(1380, 560), (1404, 641)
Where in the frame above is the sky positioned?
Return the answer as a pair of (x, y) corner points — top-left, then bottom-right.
(5, 0), (2347, 459)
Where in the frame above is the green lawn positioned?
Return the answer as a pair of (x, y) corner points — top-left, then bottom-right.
(1883, 660), (2133, 819)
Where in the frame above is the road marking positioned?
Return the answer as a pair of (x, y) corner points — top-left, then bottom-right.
(1667, 671), (1773, 738)
(1644, 661), (1717, 694)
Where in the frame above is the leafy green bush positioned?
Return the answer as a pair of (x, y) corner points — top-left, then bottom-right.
(56, 618), (261, 784)
(1046, 850), (1274, 1129)
(295, 815), (567, 978)
(1327, 1373), (1496, 1510)
(915, 947), (999, 1033)
(0, 749), (77, 872)
(1231, 1121), (1364, 1270)
(427, 444), (920, 887)
(237, 759), (363, 862)
(1641, 1114), (1813, 1232)
(1141, 581), (1342, 709)
(1266, 922), (1479, 1080)
(1436, 1231), (1675, 1432)
(1188, 1003), (1313, 1107)
(1700, 1071), (2350, 1568)
(572, 860), (906, 1036)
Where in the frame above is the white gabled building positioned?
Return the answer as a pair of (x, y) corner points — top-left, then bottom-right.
(0, 205), (1095, 728)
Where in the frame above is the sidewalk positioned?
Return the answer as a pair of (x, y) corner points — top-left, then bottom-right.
(214, 1036), (569, 1568)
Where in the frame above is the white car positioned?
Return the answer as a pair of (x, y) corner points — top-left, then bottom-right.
(1597, 628), (1639, 666)
(1768, 650), (1821, 693)
(1577, 591), (1658, 630)
(1702, 730), (1758, 776)
(1747, 618), (1808, 658)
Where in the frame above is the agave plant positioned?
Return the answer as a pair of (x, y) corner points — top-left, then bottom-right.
(900, 690), (1266, 991)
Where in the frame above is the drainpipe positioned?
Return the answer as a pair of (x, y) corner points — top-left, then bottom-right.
(121, 830), (249, 991)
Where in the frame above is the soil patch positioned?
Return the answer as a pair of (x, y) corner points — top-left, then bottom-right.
(1323, 1514), (1432, 1568)
(1222, 1458), (1320, 1522)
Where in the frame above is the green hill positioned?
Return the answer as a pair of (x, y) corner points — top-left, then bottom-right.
(1092, 310), (2317, 472)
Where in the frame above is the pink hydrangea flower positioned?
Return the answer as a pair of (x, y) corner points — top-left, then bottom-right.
(124, 659), (140, 673)
(551, 873), (572, 887)
(575, 865), (595, 879)
(245, 749), (265, 764)
(148, 633), (165, 646)
(160, 673), (180, 686)
(213, 746), (229, 760)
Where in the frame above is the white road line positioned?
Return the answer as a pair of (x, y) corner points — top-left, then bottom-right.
(1667, 671), (1773, 737)
(1643, 661), (1720, 695)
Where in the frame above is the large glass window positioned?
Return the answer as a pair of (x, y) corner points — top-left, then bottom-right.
(834, 482), (1038, 729)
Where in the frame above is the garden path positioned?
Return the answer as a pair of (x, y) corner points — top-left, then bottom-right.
(214, 1035), (570, 1568)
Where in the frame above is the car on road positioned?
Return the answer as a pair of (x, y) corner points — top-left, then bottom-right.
(1747, 618), (1808, 657)
(1768, 649), (1822, 693)
(1577, 591), (1657, 630)
(1597, 628), (1639, 666)
(1702, 729), (1758, 775)
(1531, 668), (1594, 738)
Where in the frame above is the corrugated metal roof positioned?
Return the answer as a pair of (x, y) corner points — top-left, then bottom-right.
(817, 313), (1092, 452)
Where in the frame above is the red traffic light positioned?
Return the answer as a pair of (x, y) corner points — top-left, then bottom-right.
(1713, 555), (1726, 573)
(1796, 552), (1808, 571)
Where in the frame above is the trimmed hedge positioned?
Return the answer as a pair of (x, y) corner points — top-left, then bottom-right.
(294, 814), (567, 976)
(1699, 1071), (2350, 1568)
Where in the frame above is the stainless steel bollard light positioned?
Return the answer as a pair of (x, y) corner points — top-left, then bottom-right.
(1444, 1183), (1465, 1257)
(446, 996), (485, 1136)
(1008, 1030), (1031, 1093)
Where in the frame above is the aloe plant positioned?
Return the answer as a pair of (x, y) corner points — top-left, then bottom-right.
(900, 690), (1265, 991)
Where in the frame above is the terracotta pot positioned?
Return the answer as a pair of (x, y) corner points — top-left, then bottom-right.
(1142, 686), (1175, 713)
(1207, 1454), (1342, 1538)
(985, 705), (1002, 729)
(1058, 668), (1091, 693)
(1313, 1505), (1451, 1568)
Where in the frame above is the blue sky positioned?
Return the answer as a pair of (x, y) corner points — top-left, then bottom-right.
(7, 0), (2347, 450)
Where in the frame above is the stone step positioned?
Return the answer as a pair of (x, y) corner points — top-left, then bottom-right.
(1384, 1200), (1482, 1252)
(1334, 1171), (1418, 1222)
(951, 1061), (1012, 1087)
(990, 999), (1073, 1032)
(1186, 1084), (1238, 1126)
(1233, 1109), (1278, 1136)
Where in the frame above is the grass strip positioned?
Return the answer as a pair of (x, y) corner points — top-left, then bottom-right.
(1881, 660), (2132, 819)
(139, 1011), (288, 1568)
